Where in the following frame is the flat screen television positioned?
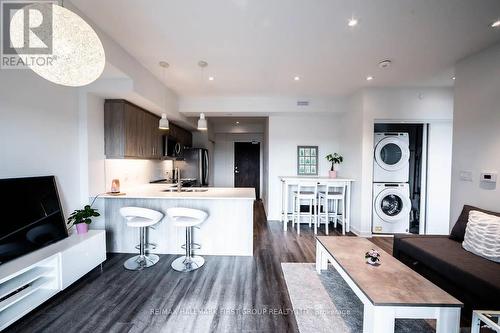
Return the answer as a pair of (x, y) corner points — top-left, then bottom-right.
(0, 176), (69, 265)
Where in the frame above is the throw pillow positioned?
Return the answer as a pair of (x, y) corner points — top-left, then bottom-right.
(450, 205), (500, 242)
(462, 210), (500, 263)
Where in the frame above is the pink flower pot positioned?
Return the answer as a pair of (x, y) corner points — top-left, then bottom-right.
(329, 170), (337, 178)
(76, 223), (89, 234)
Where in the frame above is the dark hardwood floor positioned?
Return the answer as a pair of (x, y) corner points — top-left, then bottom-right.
(7, 201), (392, 333)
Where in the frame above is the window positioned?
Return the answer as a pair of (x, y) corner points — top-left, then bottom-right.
(297, 146), (318, 175)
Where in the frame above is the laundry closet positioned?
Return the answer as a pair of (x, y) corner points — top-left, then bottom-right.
(372, 123), (426, 235)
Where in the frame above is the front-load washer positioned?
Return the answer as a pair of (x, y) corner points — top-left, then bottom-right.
(373, 132), (410, 183)
(372, 183), (411, 234)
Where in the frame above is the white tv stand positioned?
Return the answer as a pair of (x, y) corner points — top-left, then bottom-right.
(0, 230), (106, 330)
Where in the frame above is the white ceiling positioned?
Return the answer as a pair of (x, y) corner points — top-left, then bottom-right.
(71, 0), (500, 97)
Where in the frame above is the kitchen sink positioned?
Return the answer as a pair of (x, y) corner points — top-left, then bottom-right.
(162, 188), (208, 193)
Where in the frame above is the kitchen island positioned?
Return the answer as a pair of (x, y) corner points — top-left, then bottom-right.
(101, 185), (255, 256)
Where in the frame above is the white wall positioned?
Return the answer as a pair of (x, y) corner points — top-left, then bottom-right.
(263, 118), (270, 212)
(0, 70), (80, 218)
(338, 92), (365, 234)
(79, 92), (105, 198)
(426, 121), (453, 234)
(365, 88), (454, 236)
(213, 133), (264, 195)
(267, 114), (342, 220)
(337, 88), (454, 236)
(450, 42), (500, 228)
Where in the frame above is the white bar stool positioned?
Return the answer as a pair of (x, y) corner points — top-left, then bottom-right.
(318, 183), (346, 235)
(166, 207), (208, 272)
(292, 181), (318, 235)
(119, 207), (164, 270)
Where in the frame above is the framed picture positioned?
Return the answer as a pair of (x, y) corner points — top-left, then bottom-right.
(297, 146), (318, 175)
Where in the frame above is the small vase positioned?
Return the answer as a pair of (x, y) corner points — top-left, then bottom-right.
(76, 223), (89, 234)
(329, 170), (337, 178)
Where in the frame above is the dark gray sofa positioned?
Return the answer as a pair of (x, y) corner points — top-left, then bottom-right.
(393, 205), (500, 318)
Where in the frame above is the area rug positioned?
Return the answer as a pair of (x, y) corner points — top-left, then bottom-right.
(281, 263), (435, 333)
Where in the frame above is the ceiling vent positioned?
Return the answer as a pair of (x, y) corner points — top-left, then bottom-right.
(297, 100), (309, 106)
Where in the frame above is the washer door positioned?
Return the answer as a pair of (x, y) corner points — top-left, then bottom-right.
(374, 137), (410, 171)
(374, 188), (411, 223)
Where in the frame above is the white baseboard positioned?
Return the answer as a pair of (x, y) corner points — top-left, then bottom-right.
(350, 225), (372, 237)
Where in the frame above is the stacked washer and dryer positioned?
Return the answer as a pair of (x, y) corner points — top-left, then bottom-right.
(372, 133), (412, 234)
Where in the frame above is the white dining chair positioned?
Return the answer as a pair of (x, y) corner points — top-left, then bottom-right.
(292, 181), (318, 235)
(318, 183), (347, 235)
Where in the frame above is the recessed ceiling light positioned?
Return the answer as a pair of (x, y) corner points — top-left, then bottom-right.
(294, 76), (300, 81)
(208, 76), (215, 81)
(348, 18), (358, 27)
(491, 20), (500, 28)
(366, 76), (374, 81)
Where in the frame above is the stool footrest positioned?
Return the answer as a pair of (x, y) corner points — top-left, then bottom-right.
(181, 242), (201, 250)
(135, 243), (157, 251)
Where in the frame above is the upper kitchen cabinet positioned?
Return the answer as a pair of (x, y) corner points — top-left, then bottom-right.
(168, 122), (192, 147)
(104, 99), (165, 159)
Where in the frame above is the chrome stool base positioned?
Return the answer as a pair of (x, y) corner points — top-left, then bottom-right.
(124, 254), (159, 270)
(171, 255), (204, 272)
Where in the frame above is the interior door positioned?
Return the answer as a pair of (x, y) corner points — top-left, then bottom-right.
(234, 142), (260, 199)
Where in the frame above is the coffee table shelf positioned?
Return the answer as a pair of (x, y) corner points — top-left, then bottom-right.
(471, 310), (500, 333)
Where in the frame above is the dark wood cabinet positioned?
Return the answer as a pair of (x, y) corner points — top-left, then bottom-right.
(168, 123), (192, 148)
(104, 99), (167, 159)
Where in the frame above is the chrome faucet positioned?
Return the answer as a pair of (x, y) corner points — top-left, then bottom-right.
(175, 168), (182, 192)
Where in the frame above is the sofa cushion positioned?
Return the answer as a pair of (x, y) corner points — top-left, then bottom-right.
(395, 236), (500, 303)
(450, 205), (500, 242)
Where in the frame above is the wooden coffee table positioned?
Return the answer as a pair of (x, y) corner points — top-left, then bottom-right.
(316, 236), (462, 333)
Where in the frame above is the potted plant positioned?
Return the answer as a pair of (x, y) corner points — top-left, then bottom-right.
(326, 153), (343, 178)
(365, 249), (381, 266)
(67, 204), (100, 234)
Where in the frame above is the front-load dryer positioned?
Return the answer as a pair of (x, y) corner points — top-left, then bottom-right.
(372, 183), (411, 234)
(373, 132), (410, 183)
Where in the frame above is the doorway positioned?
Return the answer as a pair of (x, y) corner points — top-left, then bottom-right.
(374, 123), (425, 234)
(234, 142), (260, 199)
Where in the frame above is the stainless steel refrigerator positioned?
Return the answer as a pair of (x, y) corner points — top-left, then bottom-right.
(177, 148), (209, 186)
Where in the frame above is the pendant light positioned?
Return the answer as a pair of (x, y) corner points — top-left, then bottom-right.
(197, 61), (209, 131)
(159, 113), (169, 130)
(197, 113), (208, 131)
(9, 2), (105, 87)
(158, 61), (170, 129)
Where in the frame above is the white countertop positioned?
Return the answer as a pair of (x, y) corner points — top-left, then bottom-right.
(101, 184), (256, 200)
(280, 176), (355, 181)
